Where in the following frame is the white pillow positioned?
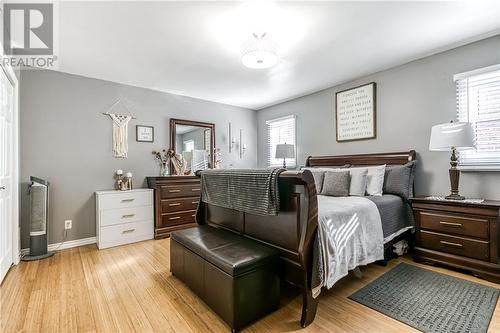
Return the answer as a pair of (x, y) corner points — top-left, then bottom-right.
(349, 168), (368, 196)
(350, 165), (386, 196)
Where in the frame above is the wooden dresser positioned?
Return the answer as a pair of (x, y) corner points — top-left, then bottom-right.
(95, 189), (154, 249)
(147, 176), (200, 239)
(411, 196), (500, 283)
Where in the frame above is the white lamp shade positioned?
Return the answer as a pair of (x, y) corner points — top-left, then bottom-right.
(275, 144), (295, 159)
(429, 122), (475, 151)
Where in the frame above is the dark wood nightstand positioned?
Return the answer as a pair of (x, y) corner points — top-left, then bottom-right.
(410, 196), (500, 283)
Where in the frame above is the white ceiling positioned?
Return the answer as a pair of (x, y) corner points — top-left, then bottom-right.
(57, 1), (500, 110)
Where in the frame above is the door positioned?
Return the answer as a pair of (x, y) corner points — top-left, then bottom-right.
(0, 65), (14, 283)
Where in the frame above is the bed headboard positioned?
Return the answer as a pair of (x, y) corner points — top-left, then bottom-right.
(305, 150), (416, 167)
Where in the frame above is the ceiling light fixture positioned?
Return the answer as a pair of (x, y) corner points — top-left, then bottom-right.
(241, 33), (278, 69)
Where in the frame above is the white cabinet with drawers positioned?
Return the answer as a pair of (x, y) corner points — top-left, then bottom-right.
(95, 189), (154, 249)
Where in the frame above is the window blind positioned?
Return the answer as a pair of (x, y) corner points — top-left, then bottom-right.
(455, 64), (500, 168)
(266, 115), (296, 167)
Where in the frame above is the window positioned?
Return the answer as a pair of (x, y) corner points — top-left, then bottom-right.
(266, 115), (296, 167)
(455, 64), (500, 170)
(184, 140), (194, 152)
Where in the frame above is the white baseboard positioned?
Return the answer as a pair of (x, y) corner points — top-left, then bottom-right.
(20, 236), (97, 256)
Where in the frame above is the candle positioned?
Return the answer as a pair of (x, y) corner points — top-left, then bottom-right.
(116, 169), (123, 175)
(126, 172), (133, 178)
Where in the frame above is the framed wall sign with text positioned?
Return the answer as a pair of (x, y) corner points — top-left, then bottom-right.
(136, 125), (154, 142)
(335, 82), (376, 142)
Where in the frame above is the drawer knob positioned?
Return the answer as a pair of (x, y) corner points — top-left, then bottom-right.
(169, 189), (181, 193)
(191, 201), (198, 204)
(439, 221), (462, 227)
(191, 188), (200, 191)
(192, 214), (195, 217)
(121, 198), (135, 202)
(169, 216), (181, 220)
(122, 214), (135, 218)
(440, 240), (463, 248)
(122, 229), (135, 234)
(168, 203), (181, 207)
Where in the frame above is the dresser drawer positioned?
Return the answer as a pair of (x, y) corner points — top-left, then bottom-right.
(161, 210), (196, 227)
(417, 211), (489, 239)
(98, 191), (152, 210)
(160, 184), (201, 199)
(417, 230), (489, 261)
(99, 220), (153, 248)
(100, 206), (153, 227)
(162, 197), (199, 213)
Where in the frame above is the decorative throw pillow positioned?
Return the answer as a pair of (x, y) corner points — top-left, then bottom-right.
(383, 161), (417, 199)
(349, 168), (368, 196)
(302, 166), (350, 194)
(349, 165), (386, 196)
(321, 171), (350, 197)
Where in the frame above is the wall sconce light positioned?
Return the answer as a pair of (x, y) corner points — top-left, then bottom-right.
(228, 122), (237, 153)
(239, 129), (246, 159)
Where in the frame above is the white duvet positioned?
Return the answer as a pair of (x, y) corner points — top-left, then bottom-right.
(313, 195), (384, 296)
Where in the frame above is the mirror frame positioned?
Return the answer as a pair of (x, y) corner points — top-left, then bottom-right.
(169, 118), (216, 174)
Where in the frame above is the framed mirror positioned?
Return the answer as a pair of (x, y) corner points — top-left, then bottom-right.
(170, 118), (215, 175)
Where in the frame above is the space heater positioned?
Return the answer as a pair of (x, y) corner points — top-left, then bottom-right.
(22, 177), (54, 261)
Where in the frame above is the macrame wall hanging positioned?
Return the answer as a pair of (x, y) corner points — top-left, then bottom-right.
(102, 99), (136, 158)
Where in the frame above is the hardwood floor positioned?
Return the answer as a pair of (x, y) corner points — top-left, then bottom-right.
(1, 238), (499, 332)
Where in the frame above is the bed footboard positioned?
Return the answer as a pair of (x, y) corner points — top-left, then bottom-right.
(196, 170), (319, 327)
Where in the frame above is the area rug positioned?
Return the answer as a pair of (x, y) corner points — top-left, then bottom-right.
(349, 263), (499, 333)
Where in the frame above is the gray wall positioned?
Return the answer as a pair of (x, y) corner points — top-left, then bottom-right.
(20, 70), (257, 247)
(257, 35), (500, 200)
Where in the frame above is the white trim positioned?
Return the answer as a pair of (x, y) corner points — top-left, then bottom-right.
(453, 63), (500, 81)
(459, 165), (500, 172)
(0, 41), (20, 267)
(20, 237), (97, 256)
(265, 114), (296, 124)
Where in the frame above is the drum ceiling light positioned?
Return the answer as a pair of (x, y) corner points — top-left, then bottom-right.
(241, 33), (278, 69)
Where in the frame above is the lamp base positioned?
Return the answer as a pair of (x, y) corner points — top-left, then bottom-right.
(445, 194), (465, 200)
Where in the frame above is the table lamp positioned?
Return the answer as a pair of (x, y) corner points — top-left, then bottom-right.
(275, 143), (295, 169)
(429, 121), (475, 200)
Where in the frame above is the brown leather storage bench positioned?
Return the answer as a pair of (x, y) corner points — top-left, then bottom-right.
(170, 225), (280, 332)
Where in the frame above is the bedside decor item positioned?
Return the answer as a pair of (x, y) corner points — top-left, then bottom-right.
(239, 129), (247, 158)
(152, 149), (172, 176)
(95, 189), (154, 249)
(102, 100), (136, 158)
(214, 148), (222, 169)
(136, 125), (154, 142)
(429, 121), (475, 200)
(411, 196), (500, 283)
(336, 82), (376, 142)
(126, 172), (133, 190)
(275, 143), (295, 168)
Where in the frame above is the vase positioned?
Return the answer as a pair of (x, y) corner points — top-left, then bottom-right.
(160, 162), (169, 176)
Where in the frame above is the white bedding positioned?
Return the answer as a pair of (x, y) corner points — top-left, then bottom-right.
(313, 195), (384, 296)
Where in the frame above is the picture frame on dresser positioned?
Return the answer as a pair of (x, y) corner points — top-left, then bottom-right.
(410, 196), (500, 283)
(335, 82), (376, 142)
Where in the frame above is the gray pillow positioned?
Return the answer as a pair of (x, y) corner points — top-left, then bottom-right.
(383, 161), (417, 199)
(321, 171), (350, 197)
(349, 168), (368, 196)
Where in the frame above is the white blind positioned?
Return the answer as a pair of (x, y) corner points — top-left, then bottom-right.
(455, 65), (500, 167)
(266, 115), (296, 167)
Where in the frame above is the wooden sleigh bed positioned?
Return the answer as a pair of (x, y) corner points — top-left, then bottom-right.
(195, 150), (417, 327)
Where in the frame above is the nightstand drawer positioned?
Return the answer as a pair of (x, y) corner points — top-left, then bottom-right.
(417, 230), (489, 261)
(418, 211), (489, 239)
(161, 210), (197, 227)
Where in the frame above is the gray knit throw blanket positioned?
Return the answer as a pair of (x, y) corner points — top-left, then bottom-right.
(200, 168), (284, 216)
